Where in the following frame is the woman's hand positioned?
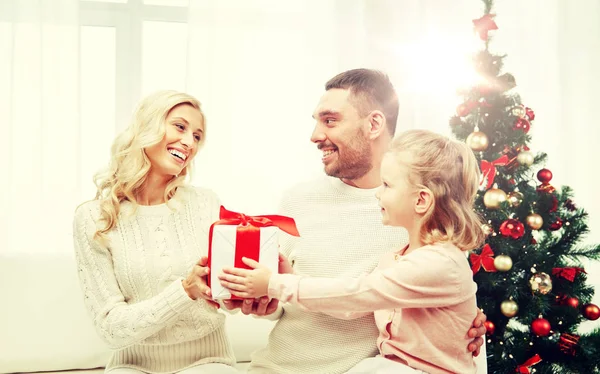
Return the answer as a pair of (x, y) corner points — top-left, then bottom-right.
(218, 257), (272, 299)
(182, 256), (219, 308)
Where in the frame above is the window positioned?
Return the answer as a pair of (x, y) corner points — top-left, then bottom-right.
(79, 0), (189, 200)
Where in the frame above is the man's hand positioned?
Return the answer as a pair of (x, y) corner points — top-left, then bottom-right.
(467, 309), (487, 356)
(278, 253), (294, 274)
(222, 296), (280, 316)
(182, 256), (219, 308)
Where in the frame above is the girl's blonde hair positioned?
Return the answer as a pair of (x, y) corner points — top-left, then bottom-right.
(389, 129), (486, 251)
(92, 90), (205, 241)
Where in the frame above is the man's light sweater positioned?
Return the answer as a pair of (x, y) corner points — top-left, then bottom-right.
(72, 186), (235, 373)
(248, 176), (409, 374)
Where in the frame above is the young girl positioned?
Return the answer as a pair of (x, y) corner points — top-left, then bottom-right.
(218, 129), (486, 374)
(73, 90), (238, 374)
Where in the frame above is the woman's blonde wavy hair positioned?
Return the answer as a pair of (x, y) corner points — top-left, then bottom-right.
(91, 90), (205, 242)
(388, 129), (486, 251)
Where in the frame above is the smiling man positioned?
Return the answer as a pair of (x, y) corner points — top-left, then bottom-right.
(223, 69), (487, 374)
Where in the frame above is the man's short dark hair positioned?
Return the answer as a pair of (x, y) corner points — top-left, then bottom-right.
(325, 68), (399, 136)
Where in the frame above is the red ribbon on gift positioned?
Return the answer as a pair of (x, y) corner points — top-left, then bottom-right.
(480, 155), (509, 190)
(208, 206), (300, 299)
(516, 354), (542, 373)
(552, 267), (587, 282)
(470, 244), (497, 274)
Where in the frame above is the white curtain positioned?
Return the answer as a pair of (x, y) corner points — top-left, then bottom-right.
(1, 1), (598, 320)
(0, 0), (80, 254)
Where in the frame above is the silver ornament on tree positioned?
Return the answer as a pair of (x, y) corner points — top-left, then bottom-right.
(517, 151), (534, 166)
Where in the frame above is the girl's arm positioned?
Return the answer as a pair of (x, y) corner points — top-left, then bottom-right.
(267, 246), (474, 315)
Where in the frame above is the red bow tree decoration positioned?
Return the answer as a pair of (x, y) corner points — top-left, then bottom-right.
(473, 14), (498, 41)
(470, 244), (497, 274)
(552, 267), (587, 282)
(480, 154), (509, 190)
(515, 354), (542, 373)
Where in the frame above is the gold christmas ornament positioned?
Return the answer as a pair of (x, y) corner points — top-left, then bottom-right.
(466, 131), (489, 152)
(512, 105), (526, 118)
(483, 188), (507, 209)
(494, 255), (513, 272)
(526, 213), (544, 230)
(529, 272), (553, 295)
(517, 151), (534, 166)
(482, 224), (493, 236)
(507, 191), (524, 207)
(501, 300), (519, 317)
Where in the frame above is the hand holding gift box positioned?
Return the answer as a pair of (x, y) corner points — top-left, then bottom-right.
(208, 206), (300, 300)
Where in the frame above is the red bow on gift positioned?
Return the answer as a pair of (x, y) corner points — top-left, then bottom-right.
(470, 244), (497, 274)
(215, 206), (300, 236)
(516, 354), (542, 373)
(552, 267), (587, 282)
(480, 155), (509, 190)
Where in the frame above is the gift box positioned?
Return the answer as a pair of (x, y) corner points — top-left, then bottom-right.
(208, 206), (300, 300)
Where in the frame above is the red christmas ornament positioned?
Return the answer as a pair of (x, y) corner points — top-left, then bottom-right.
(456, 103), (470, 117)
(566, 297), (580, 308)
(499, 219), (525, 239)
(472, 14), (498, 41)
(525, 107), (535, 121)
(549, 218), (563, 231)
(559, 333), (579, 356)
(531, 238), (537, 244)
(513, 118), (531, 133)
(537, 168), (553, 183)
(484, 320), (495, 335)
(531, 318), (551, 336)
(583, 304), (600, 320)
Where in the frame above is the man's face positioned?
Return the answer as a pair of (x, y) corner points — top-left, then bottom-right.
(310, 88), (373, 180)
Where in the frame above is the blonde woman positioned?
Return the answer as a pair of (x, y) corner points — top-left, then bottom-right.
(220, 129), (486, 374)
(73, 90), (237, 374)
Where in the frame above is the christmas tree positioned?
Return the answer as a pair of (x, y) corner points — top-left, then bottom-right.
(450, 1), (600, 372)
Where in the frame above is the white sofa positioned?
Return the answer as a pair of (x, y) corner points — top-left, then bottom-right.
(0, 250), (275, 374)
(0, 250), (487, 374)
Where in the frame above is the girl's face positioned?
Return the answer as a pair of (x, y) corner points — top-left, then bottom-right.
(375, 152), (418, 228)
(145, 104), (204, 177)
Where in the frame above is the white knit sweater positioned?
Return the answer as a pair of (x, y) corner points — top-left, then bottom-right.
(248, 176), (409, 374)
(72, 186), (235, 373)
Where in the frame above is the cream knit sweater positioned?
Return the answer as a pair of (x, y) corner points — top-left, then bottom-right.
(248, 176), (409, 374)
(72, 186), (235, 373)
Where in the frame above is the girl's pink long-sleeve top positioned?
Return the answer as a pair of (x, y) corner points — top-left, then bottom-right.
(267, 243), (478, 374)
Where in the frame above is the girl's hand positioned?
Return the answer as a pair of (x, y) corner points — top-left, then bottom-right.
(218, 257), (272, 298)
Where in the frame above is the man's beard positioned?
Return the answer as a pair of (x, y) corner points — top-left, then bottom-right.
(325, 133), (372, 181)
